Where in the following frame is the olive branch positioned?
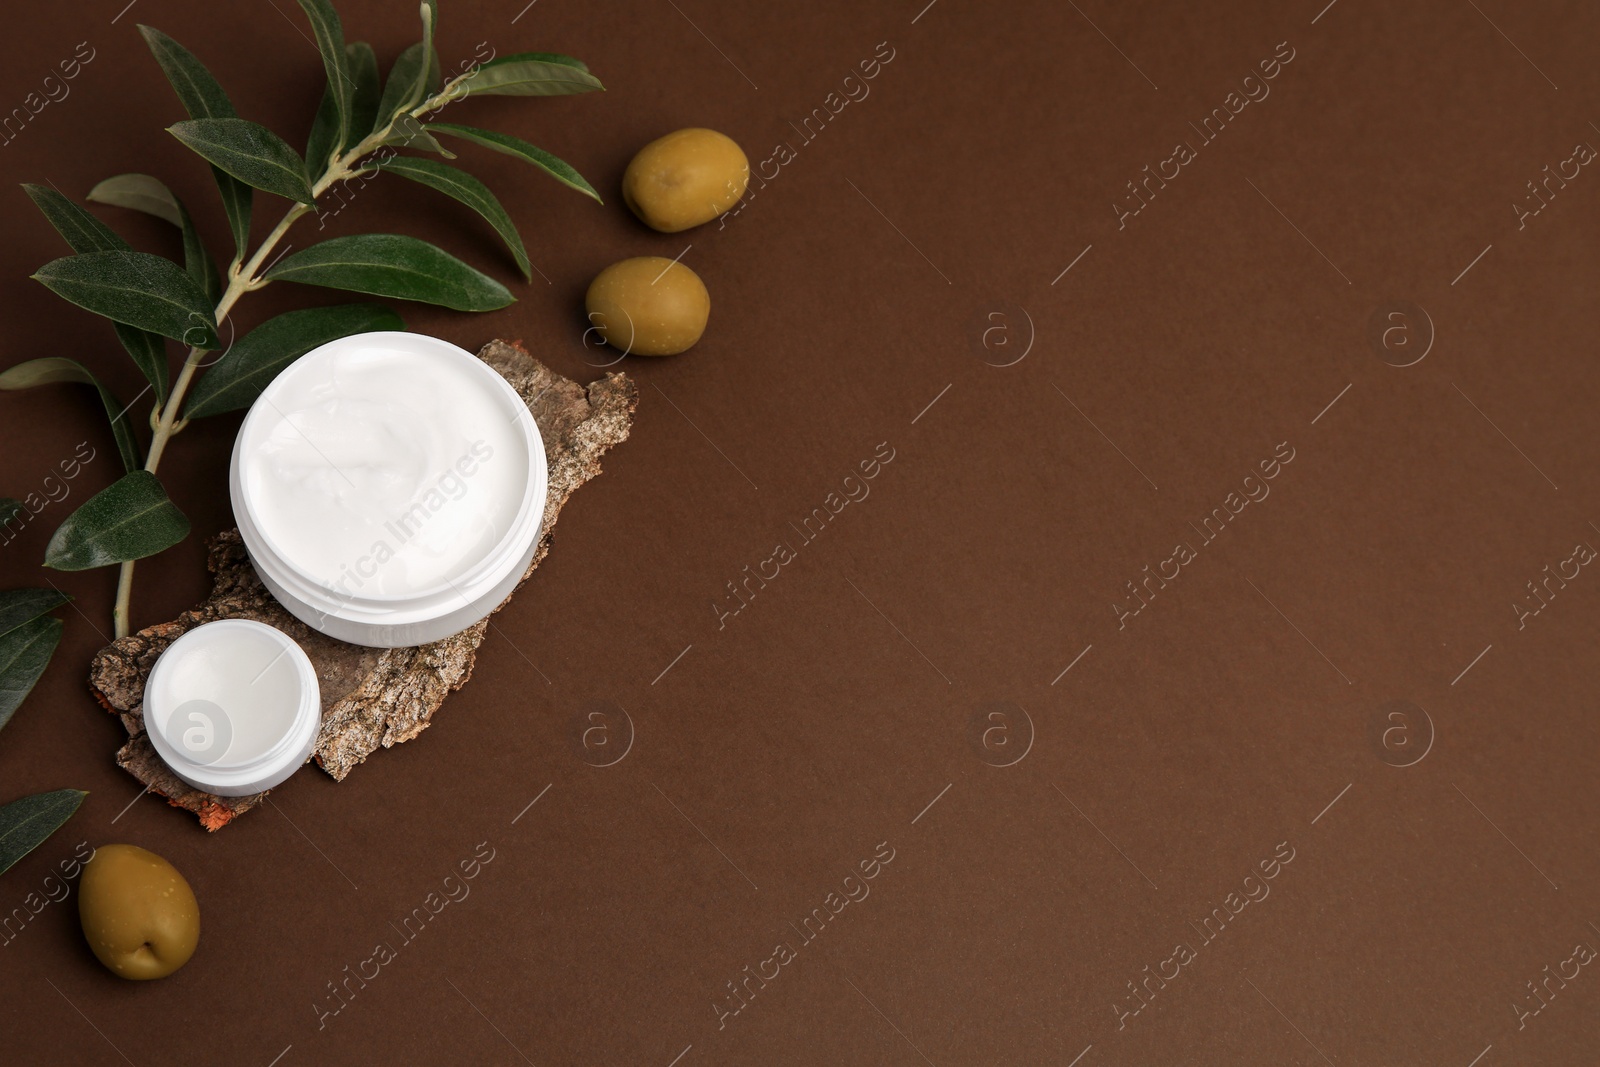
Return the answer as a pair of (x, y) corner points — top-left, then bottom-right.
(0, 0), (602, 866)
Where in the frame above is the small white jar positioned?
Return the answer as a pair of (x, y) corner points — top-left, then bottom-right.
(145, 619), (321, 797)
(230, 332), (547, 647)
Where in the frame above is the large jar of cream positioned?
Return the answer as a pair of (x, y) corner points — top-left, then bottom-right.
(230, 332), (547, 648)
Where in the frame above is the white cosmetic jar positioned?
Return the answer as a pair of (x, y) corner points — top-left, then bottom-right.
(145, 619), (321, 797)
(230, 331), (547, 648)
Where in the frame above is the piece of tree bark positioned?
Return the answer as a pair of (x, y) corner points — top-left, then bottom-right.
(88, 340), (636, 830)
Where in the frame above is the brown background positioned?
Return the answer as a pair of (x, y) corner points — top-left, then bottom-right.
(2, 0), (1598, 1063)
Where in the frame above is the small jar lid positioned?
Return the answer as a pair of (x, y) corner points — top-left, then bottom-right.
(144, 619), (322, 797)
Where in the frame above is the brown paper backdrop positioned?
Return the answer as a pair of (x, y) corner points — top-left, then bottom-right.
(2, 0), (1598, 1063)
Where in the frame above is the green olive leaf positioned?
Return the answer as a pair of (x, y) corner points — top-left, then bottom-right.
(263, 234), (513, 311)
(307, 43), (377, 180)
(21, 184), (174, 403)
(505, 52), (589, 73)
(88, 174), (223, 307)
(292, 0), (352, 157)
(110, 326), (171, 412)
(455, 53), (604, 97)
(136, 25), (236, 120)
(0, 589), (70, 641)
(181, 213), (224, 307)
(168, 118), (314, 205)
(137, 25), (253, 258)
(377, 42), (441, 130)
(376, 156), (530, 280)
(22, 182), (126, 251)
(0, 500), (21, 529)
(407, 1), (439, 111)
(428, 123), (601, 203)
(185, 303), (404, 418)
(81, 174), (178, 227)
(0, 358), (141, 475)
(0, 790), (86, 877)
(45, 471), (191, 571)
(0, 617), (65, 736)
(376, 114), (456, 158)
(346, 42), (381, 150)
(32, 251), (218, 350)
(305, 85), (342, 183)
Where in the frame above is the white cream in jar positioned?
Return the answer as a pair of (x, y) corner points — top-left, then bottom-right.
(144, 619), (321, 796)
(231, 332), (546, 647)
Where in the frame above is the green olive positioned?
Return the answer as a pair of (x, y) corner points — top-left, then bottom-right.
(622, 128), (749, 233)
(586, 257), (710, 357)
(79, 844), (200, 980)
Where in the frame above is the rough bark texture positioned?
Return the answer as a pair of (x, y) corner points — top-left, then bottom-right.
(87, 341), (636, 830)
